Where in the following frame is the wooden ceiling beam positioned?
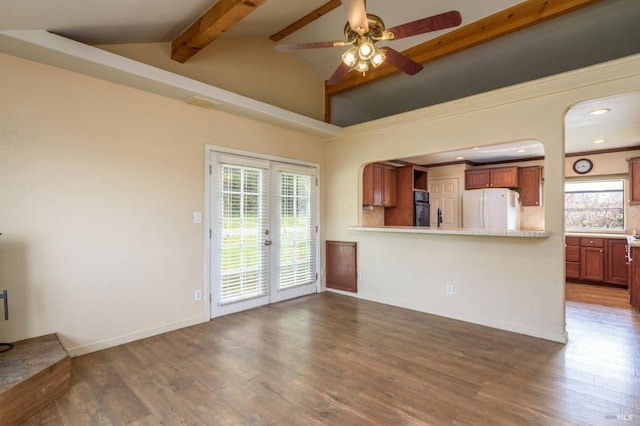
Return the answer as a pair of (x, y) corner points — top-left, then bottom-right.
(171, 0), (267, 63)
(270, 0), (342, 42)
(326, 0), (604, 96)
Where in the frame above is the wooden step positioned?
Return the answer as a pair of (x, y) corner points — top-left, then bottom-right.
(0, 334), (71, 425)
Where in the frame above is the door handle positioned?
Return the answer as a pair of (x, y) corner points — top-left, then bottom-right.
(0, 290), (7, 321)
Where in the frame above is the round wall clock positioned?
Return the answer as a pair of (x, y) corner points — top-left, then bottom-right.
(572, 158), (593, 174)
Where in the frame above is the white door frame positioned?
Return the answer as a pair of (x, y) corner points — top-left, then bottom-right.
(203, 145), (321, 319)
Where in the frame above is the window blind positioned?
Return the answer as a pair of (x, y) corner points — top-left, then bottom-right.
(277, 168), (317, 290)
(218, 161), (270, 305)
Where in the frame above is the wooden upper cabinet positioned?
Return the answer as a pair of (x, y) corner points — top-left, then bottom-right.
(490, 167), (519, 188)
(629, 157), (640, 205)
(465, 169), (490, 189)
(465, 167), (518, 190)
(362, 163), (375, 206)
(363, 163), (396, 207)
(383, 165), (397, 206)
(518, 166), (543, 206)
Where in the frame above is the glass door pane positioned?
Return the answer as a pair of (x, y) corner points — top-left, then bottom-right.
(270, 163), (318, 303)
(211, 153), (270, 317)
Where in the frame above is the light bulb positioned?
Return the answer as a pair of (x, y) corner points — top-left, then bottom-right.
(356, 60), (369, 73)
(358, 40), (374, 60)
(341, 47), (358, 67)
(370, 49), (386, 67)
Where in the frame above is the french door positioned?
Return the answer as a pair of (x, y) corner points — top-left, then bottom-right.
(209, 151), (318, 317)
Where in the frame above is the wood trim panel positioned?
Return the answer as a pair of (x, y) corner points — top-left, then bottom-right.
(326, 0), (604, 95)
(171, 0), (267, 63)
(326, 241), (357, 292)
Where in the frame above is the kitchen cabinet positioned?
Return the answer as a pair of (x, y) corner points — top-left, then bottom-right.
(385, 165), (428, 226)
(566, 236), (628, 286)
(630, 247), (640, 307)
(565, 236), (580, 280)
(629, 157), (640, 205)
(363, 163), (396, 207)
(606, 239), (629, 285)
(518, 166), (543, 207)
(581, 246), (605, 282)
(464, 166), (518, 190)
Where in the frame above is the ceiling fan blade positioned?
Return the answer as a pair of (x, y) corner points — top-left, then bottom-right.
(381, 47), (423, 75)
(343, 0), (369, 34)
(275, 40), (348, 51)
(327, 62), (352, 86)
(384, 10), (462, 41)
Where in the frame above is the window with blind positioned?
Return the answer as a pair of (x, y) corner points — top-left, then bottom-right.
(277, 170), (317, 290)
(219, 162), (270, 305)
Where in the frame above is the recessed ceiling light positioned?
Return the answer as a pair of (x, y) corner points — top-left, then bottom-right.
(456, 156), (465, 160)
(517, 149), (526, 153)
(589, 108), (611, 115)
(593, 139), (606, 144)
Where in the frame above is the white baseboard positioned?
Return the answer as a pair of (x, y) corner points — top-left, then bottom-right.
(345, 292), (568, 344)
(65, 315), (207, 357)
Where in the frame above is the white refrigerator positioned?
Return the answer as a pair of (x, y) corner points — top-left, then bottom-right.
(462, 188), (520, 231)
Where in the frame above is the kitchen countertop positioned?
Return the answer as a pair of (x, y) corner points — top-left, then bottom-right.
(565, 232), (629, 239)
(350, 226), (549, 238)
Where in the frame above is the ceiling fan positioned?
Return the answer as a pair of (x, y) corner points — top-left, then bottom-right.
(275, 0), (462, 86)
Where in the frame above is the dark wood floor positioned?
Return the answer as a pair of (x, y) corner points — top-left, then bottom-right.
(24, 283), (640, 425)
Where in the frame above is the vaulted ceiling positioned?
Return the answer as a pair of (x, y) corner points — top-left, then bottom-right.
(1, 0), (639, 158)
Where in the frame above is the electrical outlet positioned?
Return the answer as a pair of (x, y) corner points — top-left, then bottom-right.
(195, 290), (202, 301)
(446, 284), (454, 295)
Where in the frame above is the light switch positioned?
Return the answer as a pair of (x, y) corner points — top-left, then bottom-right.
(193, 212), (202, 224)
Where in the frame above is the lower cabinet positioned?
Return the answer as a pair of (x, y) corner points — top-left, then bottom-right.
(565, 236), (580, 280)
(606, 239), (629, 285)
(630, 247), (640, 307)
(566, 236), (628, 286)
(581, 246), (605, 282)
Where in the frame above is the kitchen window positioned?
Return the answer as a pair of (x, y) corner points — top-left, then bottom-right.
(565, 179), (625, 231)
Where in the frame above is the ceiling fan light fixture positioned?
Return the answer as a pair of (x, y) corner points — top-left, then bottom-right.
(342, 47), (358, 67)
(370, 48), (386, 67)
(357, 38), (375, 60)
(355, 60), (369, 73)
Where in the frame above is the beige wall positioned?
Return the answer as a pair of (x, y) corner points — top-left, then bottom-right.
(98, 39), (325, 121)
(0, 52), (325, 355)
(2, 45), (639, 355)
(324, 54), (640, 342)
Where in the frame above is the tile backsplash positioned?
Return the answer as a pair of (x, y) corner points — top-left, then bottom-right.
(626, 204), (640, 233)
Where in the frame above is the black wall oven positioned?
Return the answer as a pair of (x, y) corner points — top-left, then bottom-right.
(414, 191), (430, 227)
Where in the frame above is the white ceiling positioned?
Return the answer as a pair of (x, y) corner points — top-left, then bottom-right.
(1, 0), (639, 161)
